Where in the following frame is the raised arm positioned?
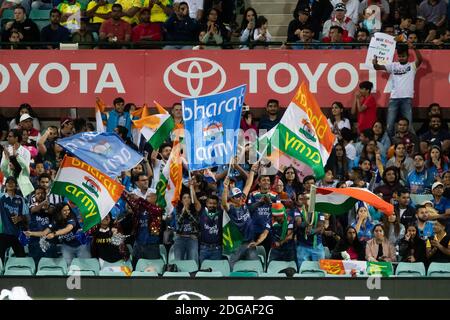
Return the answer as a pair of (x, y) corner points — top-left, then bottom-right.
(222, 177), (231, 211)
(372, 56), (387, 71)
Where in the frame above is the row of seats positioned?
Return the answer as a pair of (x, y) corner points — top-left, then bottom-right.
(1, 256), (450, 277)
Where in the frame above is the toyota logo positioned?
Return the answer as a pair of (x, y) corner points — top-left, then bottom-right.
(163, 57), (226, 97)
(157, 291), (211, 300)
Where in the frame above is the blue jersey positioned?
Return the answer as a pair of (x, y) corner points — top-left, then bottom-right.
(228, 204), (254, 242)
(248, 191), (278, 235)
(199, 209), (222, 245)
(0, 193), (29, 236)
(407, 169), (432, 194)
(136, 210), (160, 245)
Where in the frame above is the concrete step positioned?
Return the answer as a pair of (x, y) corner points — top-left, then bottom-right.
(269, 24), (289, 37)
(248, 2), (297, 14)
(263, 13), (294, 25)
(271, 35), (287, 43)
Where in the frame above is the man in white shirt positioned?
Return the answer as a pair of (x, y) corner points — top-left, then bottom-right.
(331, 0), (359, 24)
(373, 43), (422, 137)
(1, 129), (31, 170)
(322, 3), (356, 41)
(133, 172), (155, 199)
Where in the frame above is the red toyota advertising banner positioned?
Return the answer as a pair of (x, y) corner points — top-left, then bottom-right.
(0, 50), (448, 108)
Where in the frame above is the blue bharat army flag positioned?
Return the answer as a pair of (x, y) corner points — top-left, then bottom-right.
(182, 85), (246, 171)
(57, 132), (143, 178)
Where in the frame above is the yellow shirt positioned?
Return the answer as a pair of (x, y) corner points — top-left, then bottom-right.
(142, 0), (172, 23)
(86, 1), (112, 24)
(57, 2), (82, 31)
(116, 0), (142, 25)
(426, 233), (450, 248)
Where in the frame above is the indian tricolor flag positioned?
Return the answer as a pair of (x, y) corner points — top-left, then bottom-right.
(222, 211), (243, 254)
(51, 156), (125, 231)
(156, 143), (182, 217)
(95, 98), (106, 132)
(313, 187), (394, 216)
(133, 101), (175, 150)
(260, 82), (335, 179)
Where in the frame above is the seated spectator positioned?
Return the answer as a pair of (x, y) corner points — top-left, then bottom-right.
(407, 153), (433, 195)
(258, 99), (281, 132)
(420, 116), (450, 155)
(417, 103), (449, 137)
(355, 129), (385, 159)
(40, 9), (71, 49)
(415, 205), (434, 239)
(332, 226), (365, 260)
(365, 224), (396, 262)
(291, 24), (319, 49)
(372, 121), (391, 156)
(399, 225), (426, 263)
(382, 212), (405, 246)
(46, 202), (91, 265)
(322, 3), (356, 42)
(91, 213), (129, 263)
(30, 173), (64, 206)
(131, 8), (162, 43)
(72, 19), (95, 48)
(359, 6), (381, 35)
(395, 188), (417, 226)
(238, 7), (257, 49)
(394, 14), (413, 42)
(354, 139), (385, 170)
(322, 213), (343, 252)
(253, 15), (272, 47)
(418, 0), (447, 31)
(196, 8), (225, 49)
(0, 176), (29, 261)
(59, 117), (74, 138)
(351, 205), (374, 243)
(390, 117), (420, 157)
(57, 0), (82, 33)
(380, 23), (395, 36)
(17, 113), (40, 145)
(385, 143), (414, 184)
(327, 143), (351, 181)
(7, 30), (21, 49)
(318, 167), (338, 187)
(426, 218), (450, 263)
(86, 0), (112, 34)
(355, 27), (370, 44)
(163, 1), (199, 49)
(287, 5), (314, 43)
(443, 170), (450, 199)
(9, 103), (40, 132)
(116, 0), (142, 26)
(99, 4), (132, 43)
(331, 0), (359, 24)
(407, 31), (418, 44)
(1, 5), (39, 45)
(328, 101), (351, 138)
(430, 182), (450, 222)
(358, 0), (389, 22)
(426, 145), (449, 181)
(374, 167), (402, 203)
(414, 15), (437, 43)
(340, 128), (357, 163)
(294, 0), (333, 39)
(432, 28), (450, 47)
(351, 81), (377, 134)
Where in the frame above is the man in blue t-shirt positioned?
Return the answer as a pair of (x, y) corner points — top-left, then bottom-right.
(415, 205), (434, 240)
(199, 195), (223, 264)
(222, 176), (258, 268)
(406, 153), (433, 194)
(0, 176), (29, 260)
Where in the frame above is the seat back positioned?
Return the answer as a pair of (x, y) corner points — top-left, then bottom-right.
(427, 262), (450, 277)
(135, 259), (165, 274)
(38, 258), (68, 274)
(267, 260), (297, 274)
(159, 244), (167, 264)
(201, 260), (230, 276)
(232, 260), (263, 274)
(195, 271), (223, 277)
(395, 262), (426, 277)
(29, 9), (51, 20)
(69, 258), (100, 276)
(172, 260), (198, 273)
(163, 271), (191, 277)
(299, 261), (326, 276)
(5, 257), (36, 275)
(131, 271), (159, 277)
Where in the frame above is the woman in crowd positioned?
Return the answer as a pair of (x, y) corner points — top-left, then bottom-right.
(351, 206), (375, 243)
(398, 224), (426, 263)
(381, 211), (405, 246)
(426, 145), (449, 182)
(281, 166), (303, 200)
(1, 145), (34, 198)
(327, 101), (351, 138)
(328, 143), (351, 181)
(239, 7), (257, 49)
(365, 224), (397, 262)
(374, 166), (402, 203)
(322, 213), (343, 252)
(385, 143), (414, 184)
(372, 121), (391, 156)
(332, 226), (365, 260)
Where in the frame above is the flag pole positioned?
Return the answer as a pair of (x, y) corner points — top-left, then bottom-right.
(227, 155), (234, 178)
(306, 184), (317, 240)
(188, 170), (194, 204)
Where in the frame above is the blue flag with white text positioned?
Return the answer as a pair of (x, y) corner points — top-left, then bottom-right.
(57, 132), (143, 178)
(182, 85), (246, 171)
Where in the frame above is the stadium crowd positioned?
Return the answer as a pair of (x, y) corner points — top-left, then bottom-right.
(0, 0), (449, 48)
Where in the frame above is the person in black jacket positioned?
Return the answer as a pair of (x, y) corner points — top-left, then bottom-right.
(1, 6), (40, 46)
(398, 224), (426, 263)
(294, 0), (333, 39)
(286, 5), (314, 43)
(331, 226), (365, 260)
(394, 188), (416, 227)
(163, 1), (199, 49)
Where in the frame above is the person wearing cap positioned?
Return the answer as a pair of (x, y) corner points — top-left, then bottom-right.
(248, 202), (295, 263)
(430, 182), (450, 228)
(222, 167), (259, 268)
(18, 113), (41, 144)
(0, 176), (30, 261)
(287, 5), (314, 43)
(414, 15), (437, 43)
(321, 2), (356, 42)
(331, 0), (359, 24)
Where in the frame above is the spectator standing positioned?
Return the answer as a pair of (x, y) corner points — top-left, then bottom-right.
(101, 97), (134, 138)
(258, 99), (281, 132)
(352, 81), (377, 134)
(373, 43), (422, 138)
(198, 195), (222, 264)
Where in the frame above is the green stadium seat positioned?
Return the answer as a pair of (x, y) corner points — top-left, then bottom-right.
(172, 260), (198, 273)
(267, 260), (297, 274)
(259, 272), (287, 277)
(99, 270), (128, 276)
(5, 257), (36, 275)
(168, 245), (175, 263)
(256, 246), (266, 269)
(293, 272), (325, 277)
(69, 258), (100, 276)
(36, 269), (66, 276)
(0, 258), (3, 275)
(131, 271), (159, 277)
(159, 244), (167, 264)
(163, 271), (191, 277)
(195, 271), (223, 277)
(201, 259), (230, 276)
(395, 262), (426, 277)
(135, 259), (165, 274)
(4, 269), (34, 276)
(68, 270), (97, 276)
(232, 260), (263, 274)
(410, 194), (433, 206)
(1, 9), (14, 20)
(38, 257), (67, 275)
(29, 9), (51, 20)
(299, 261), (327, 276)
(229, 271), (259, 277)
(34, 20), (49, 32)
(427, 262), (450, 277)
